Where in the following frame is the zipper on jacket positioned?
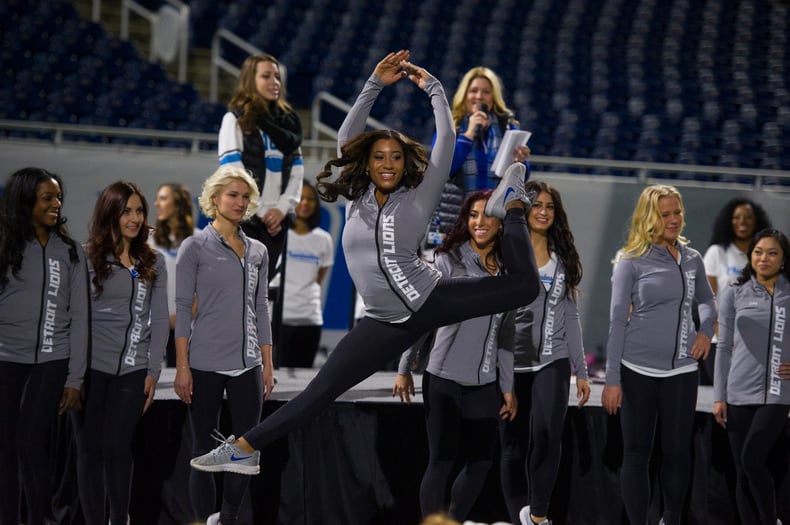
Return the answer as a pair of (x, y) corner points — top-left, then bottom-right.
(34, 244), (47, 363)
(764, 292), (775, 404)
(672, 252), (686, 368)
(218, 235), (249, 369)
(116, 272), (136, 375)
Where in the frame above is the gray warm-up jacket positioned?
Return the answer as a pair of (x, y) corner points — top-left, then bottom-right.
(88, 252), (168, 379)
(0, 236), (89, 389)
(175, 225), (271, 371)
(714, 274), (790, 405)
(339, 73), (454, 323)
(398, 243), (516, 392)
(514, 257), (589, 379)
(605, 243), (716, 386)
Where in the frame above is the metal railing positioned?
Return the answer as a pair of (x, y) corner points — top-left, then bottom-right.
(120, 0), (190, 83)
(3, 119), (789, 191)
(310, 91), (388, 141)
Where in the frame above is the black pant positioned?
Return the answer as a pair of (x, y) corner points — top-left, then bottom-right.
(499, 359), (571, 522)
(278, 324), (321, 368)
(71, 369), (147, 525)
(188, 366), (263, 525)
(245, 208), (539, 450)
(419, 372), (500, 520)
(620, 366), (698, 525)
(0, 359), (67, 525)
(727, 403), (790, 525)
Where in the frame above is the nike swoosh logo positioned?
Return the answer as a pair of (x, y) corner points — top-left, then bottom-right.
(230, 454), (253, 461)
(503, 187), (515, 204)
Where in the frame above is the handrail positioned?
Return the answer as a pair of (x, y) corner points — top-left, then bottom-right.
(310, 91), (388, 141)
(120, 0), (190, 83)
(209, 29), (288, 103)
(1, 119), (789, 190)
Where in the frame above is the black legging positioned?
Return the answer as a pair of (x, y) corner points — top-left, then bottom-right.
(620, 366), (698, 525)
(419, 372), (501, 520)
(278, 324), (321, 368)
(0, 359), (67, 525)
(726, 403), (790, 525)
(189, 366), (263, 525)
(499, 359), (570, 523)
(245, 208), (539, 450)
(72, 369), (147, 525)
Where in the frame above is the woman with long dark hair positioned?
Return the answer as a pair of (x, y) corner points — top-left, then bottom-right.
(0, 167), (88, 525)
(500, 180), (590, 525)
(394, 190), (517, 521)
(713, 228), (790, 525)
(74, 181), (168, 525)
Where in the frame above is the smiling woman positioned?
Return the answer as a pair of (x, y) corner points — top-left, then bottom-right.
(0, 167), (88, 525)
(74, 180), (168, 525)
(187, 52), (542, 511)
(602, 184), (716, 525)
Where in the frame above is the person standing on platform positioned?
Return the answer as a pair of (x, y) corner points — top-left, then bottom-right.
(188, 50), (540, 482)
(601, 184), (716, 525)
(713, 228), (790, 525)
(0, 167), (88, 525)
(432, 66), (531, 235)
(173, 166), (274, 525)
(275, 180), (334, 368)
(73, 181), (168, 525)
(393, 189), (517, 521)
(499, 180), (590, 525)
(701, 197), (772, 385)
(149, 182), (196, 367)
(218, 53), (304, 282)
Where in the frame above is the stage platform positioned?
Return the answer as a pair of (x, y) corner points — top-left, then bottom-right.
(47, 368), (789, 525)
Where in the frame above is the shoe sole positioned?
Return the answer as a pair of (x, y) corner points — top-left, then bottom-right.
(190, 459), (260, 475)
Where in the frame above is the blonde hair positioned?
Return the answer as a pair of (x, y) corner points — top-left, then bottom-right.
(450, 66), (518, 127)
(620, 184), (688, 258)
(198, 166), (260, 221)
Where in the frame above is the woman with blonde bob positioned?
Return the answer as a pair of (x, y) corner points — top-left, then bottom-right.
(173, 166), (274, 525)
(602, 184), (716, 525)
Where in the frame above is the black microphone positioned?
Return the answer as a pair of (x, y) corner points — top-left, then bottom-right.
(474, 103), (488, 139)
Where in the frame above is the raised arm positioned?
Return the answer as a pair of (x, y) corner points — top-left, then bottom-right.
(337, 50), (412, 155)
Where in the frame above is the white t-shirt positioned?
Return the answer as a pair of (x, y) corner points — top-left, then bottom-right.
(703, 242), (747, 343)
(281, 228), (334, 325)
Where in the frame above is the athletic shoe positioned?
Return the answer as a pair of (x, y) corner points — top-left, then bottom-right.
(519, 505), (552, 525)
(206, 513), (220, 525)
(485, 162), (528, 219)
(190, 430), (260, 475)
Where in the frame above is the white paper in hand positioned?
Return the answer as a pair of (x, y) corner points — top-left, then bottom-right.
(492, 129), (532, 177)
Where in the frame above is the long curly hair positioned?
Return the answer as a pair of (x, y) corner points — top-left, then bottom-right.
(228, 53), (293, 135)
(526, 180), (582, 296)
(316, 129), (428, 202)
(0, 167), (78, 292)
(450, 66), (519, 128)
(152, 183), (194, 249)
(735, 228), (790, 285)
(708, 196), (772, 247)
(435, 190), (502, 272)
(86, 181), (157, 295)
(620, 184), (689, 259)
